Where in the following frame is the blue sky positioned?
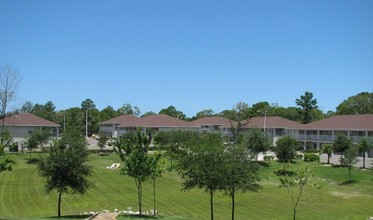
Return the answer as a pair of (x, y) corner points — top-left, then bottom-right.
(1, 0), (372, 117)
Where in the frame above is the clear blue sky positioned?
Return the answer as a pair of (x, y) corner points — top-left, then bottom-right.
(1, 0), (372, 117)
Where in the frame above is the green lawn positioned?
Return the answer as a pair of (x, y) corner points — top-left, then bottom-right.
(0, 153), (373, 220)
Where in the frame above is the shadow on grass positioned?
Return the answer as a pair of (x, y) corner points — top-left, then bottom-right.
(257, 161), (270, 167)
(339, 179), (358, 186)
(25, 158), (41, 165)
(274, 170), (295, 176)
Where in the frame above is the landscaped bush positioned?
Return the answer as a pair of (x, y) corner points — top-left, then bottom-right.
(295, 154), (303, 160)
(264, 155), (275, 161)
(304, 153), (320, 162)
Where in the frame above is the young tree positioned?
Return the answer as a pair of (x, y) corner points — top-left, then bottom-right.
(149, 152), (166, 216)
(25, 135), (38, 159)
(0, 157), (11, 172)
(0, 65), (21, 131)
(222, 145), (260, 220)
(295, 91), (318, 124)
(176, 133), (225, 220)
(322, 144), (333, 164)
(37, 128), (92, 217)
(97, 132), (108, 153)
(154, 130), (200, 170)
(0, 129), (13, 155)
(32, 129), (51, 152)
(333, 133), (353, 166)
(279, 164), (319, 220)
(341, 146), (358, 180)
(242, 127), (270, 161)
(0, 129), (12, 172)
(358, 138), (372, 169)
(115, 128), (153, 215)
(275, 136), (298, 169)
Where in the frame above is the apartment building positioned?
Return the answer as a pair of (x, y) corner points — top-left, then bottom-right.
(99, 114), (199, 138)
(99, 113), (373, 157)
(1, 112), (60, 150)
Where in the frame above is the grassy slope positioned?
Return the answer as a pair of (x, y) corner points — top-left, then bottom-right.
(0, 153), (372, 220)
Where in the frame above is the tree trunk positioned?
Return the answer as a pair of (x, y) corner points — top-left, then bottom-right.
(340, 154), (343, 166)
(348, 166), (351, 180)
(29, 148), (32, 159)
(58, 190), (62, 217)
(137, 182), (142, 215)
(153, 178), (156, 216)
(210, 189), (214, 220)
(363, 151), (366, 169)
(327, 155), (330, 164)
(231, 189), (235, 220)
(293, 207), (296, 220)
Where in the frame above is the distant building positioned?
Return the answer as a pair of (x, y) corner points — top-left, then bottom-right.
(1, 112), (60, 150)
(241, 116), (304, 145)
(189, 116), (234, 137)
(99, 113), (373, 158)
(99, 114), (199, 138)
(291, 114), (373, 157)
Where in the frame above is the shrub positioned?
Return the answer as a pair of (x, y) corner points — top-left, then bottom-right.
(304, 153), (320, 162)
(264, 155), (275, 161)
(295, 154), (303, 160)
(304, 149), (320, 154)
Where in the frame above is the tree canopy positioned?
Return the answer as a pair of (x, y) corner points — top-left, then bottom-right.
(275, 136), (298, 164)
(336, 92), (373, 115)
(37, 128), (92, 217)
(159, 106), (186, 119)
(295, 91), (318, 124)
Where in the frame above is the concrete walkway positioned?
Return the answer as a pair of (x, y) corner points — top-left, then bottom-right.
(89, 212), (119, 220)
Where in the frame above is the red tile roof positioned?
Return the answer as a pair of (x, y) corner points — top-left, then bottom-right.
(137, 114), (198, 128)
(3, 113), (60, 127)
(190, 116), (232, 126)
(102, 114), (199, 128)
(99, 114), (139, 127)
(242, 116), (304, 129)
(304, 114), (373, 130)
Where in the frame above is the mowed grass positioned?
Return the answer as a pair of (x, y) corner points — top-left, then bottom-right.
(0, 153), (373, 220)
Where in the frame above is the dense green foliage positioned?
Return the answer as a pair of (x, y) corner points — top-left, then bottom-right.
(275, 136), (298, 163)
(295, 91), (319, 124)
(304, 153), (320, 162)
(333, 133), (353, 166)
(221, 145), (260, 220)
(336, 92), (373, 115)
(176, 133), (226, 220)
(241, 127), (270, 160)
